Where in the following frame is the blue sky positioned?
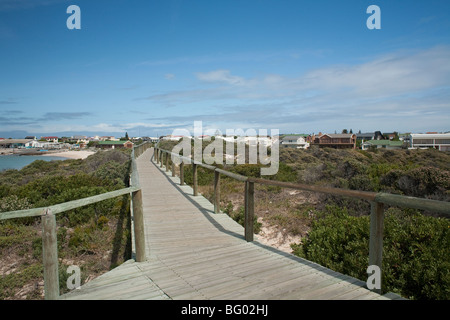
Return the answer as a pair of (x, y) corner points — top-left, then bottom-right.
(1, 0), (449, 138)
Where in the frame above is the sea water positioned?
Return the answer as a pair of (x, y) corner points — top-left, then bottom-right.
(0, 155), (68, 171)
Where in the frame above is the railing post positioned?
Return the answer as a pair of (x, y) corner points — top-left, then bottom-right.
(369, 201), (384, 294)
(245, 181), (254, 242)
(172, 162), (175, 177)
(165, 152), (169, 172)
(42, 208), (59, 300)
(180, 162), (184, 185)
(193, 163), (198, 196)
(132, 189), (146, 262)
(160, 152), (164, 168)
(214, 170), (220, 213)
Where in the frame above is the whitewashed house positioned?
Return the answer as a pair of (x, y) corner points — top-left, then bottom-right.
(409, 133), (450, 151)
(281, 135), (309, 149)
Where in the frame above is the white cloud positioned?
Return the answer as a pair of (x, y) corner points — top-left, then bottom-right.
(302, 46), (450, 98)
(141, 46), (450, 133)
(196, 69), (246, 85)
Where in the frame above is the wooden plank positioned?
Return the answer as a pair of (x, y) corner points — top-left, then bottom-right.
(245, 181), (255, 242)
(0, 207), (45, 221)
(132, 189), (146, 262)
(375, 192), (450, 215)
(42, 209), (59, 300)
(369, 201), (384, 294)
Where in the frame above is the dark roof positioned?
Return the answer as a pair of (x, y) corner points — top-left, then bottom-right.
(320, 133), (355, 138)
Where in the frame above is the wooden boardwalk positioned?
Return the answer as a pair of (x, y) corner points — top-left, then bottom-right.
(60, 148), (400, 300)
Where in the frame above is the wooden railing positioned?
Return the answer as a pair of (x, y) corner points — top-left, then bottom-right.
(0, 141), (151, 300)
(154, 146), (450, 294)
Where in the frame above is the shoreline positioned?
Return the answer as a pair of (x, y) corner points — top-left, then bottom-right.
(0, 149), (96, 160)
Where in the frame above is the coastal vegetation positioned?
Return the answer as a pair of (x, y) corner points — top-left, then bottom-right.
(158, 139), (449, 300)
(0, 149), (132, 299)
(1, 139), (449, 300)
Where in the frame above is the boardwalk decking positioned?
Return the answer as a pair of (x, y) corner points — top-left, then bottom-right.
(60, 148), (400, 300)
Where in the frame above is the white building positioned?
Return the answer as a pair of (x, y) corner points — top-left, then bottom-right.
(409, 133), (450, 151)
(281, 135), (309, 149)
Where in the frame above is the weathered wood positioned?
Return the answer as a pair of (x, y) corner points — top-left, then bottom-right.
(193, 163), (198, 196)
(130, 155), (140, 187)
(165, 152), (169, 172)
(249, 177), (377, 201)
(375, 192), (450, 215)
(172, 162), (175, 177)
(132, 190), (146, 262)
(179, 162), (184, 185)
(245, 181), (254, 242)
(215, 168), (248, 182)
(1, 187), (138, 220)
(42, 208), (59, 300)
(214, 170), (220, 213)
(369, 201), (384, 294)
(194, 161), (216, 171)
(0, 207), (46, 220)
(50, 187), (139, 215)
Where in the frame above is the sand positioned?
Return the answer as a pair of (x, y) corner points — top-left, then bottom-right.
(40, 150), (96, 160)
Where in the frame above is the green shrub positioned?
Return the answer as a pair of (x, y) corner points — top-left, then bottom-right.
(225, 205), (261, 235)
(292, 205), (450, 300)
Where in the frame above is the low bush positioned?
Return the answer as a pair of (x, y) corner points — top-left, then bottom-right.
(292, 205), (449, 300)
(0, 149), (133, 299)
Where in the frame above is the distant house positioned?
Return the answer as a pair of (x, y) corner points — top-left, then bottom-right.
(26, 140), (45, 148)
(141, 136), (159, 143)
(356, 131), (385, 141)
(42, 136), (59, 143)
(99, 136), (117, 141)
(281, 135), (309, 149)
(24, 136), (37, 140)
(96, 140), (134, 149)
(313, 133), (356, 149)
(162, 135), (189, 141)
(361, 140), (404, 150)
(0, 139), (33, 148)
(67, 135), (90, 148)
(409, 133), (450, 151)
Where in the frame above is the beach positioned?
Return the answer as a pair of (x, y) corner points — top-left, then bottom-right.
(40, 150), (96, 159)
(0, 150), (97, 171)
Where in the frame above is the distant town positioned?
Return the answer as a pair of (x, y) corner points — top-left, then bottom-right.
(1, 130), (450, 155)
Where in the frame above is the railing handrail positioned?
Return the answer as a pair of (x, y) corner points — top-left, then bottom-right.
(0, 186), (140, 221)
(154, 145), (450, 296)
(0, 141), (151, 300)
(155, 147), (450, 214)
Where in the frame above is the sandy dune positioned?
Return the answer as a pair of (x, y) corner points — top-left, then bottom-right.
(40, 150), (96, 160)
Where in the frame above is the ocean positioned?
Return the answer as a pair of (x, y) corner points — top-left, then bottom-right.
(0, 155), (69, 171)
